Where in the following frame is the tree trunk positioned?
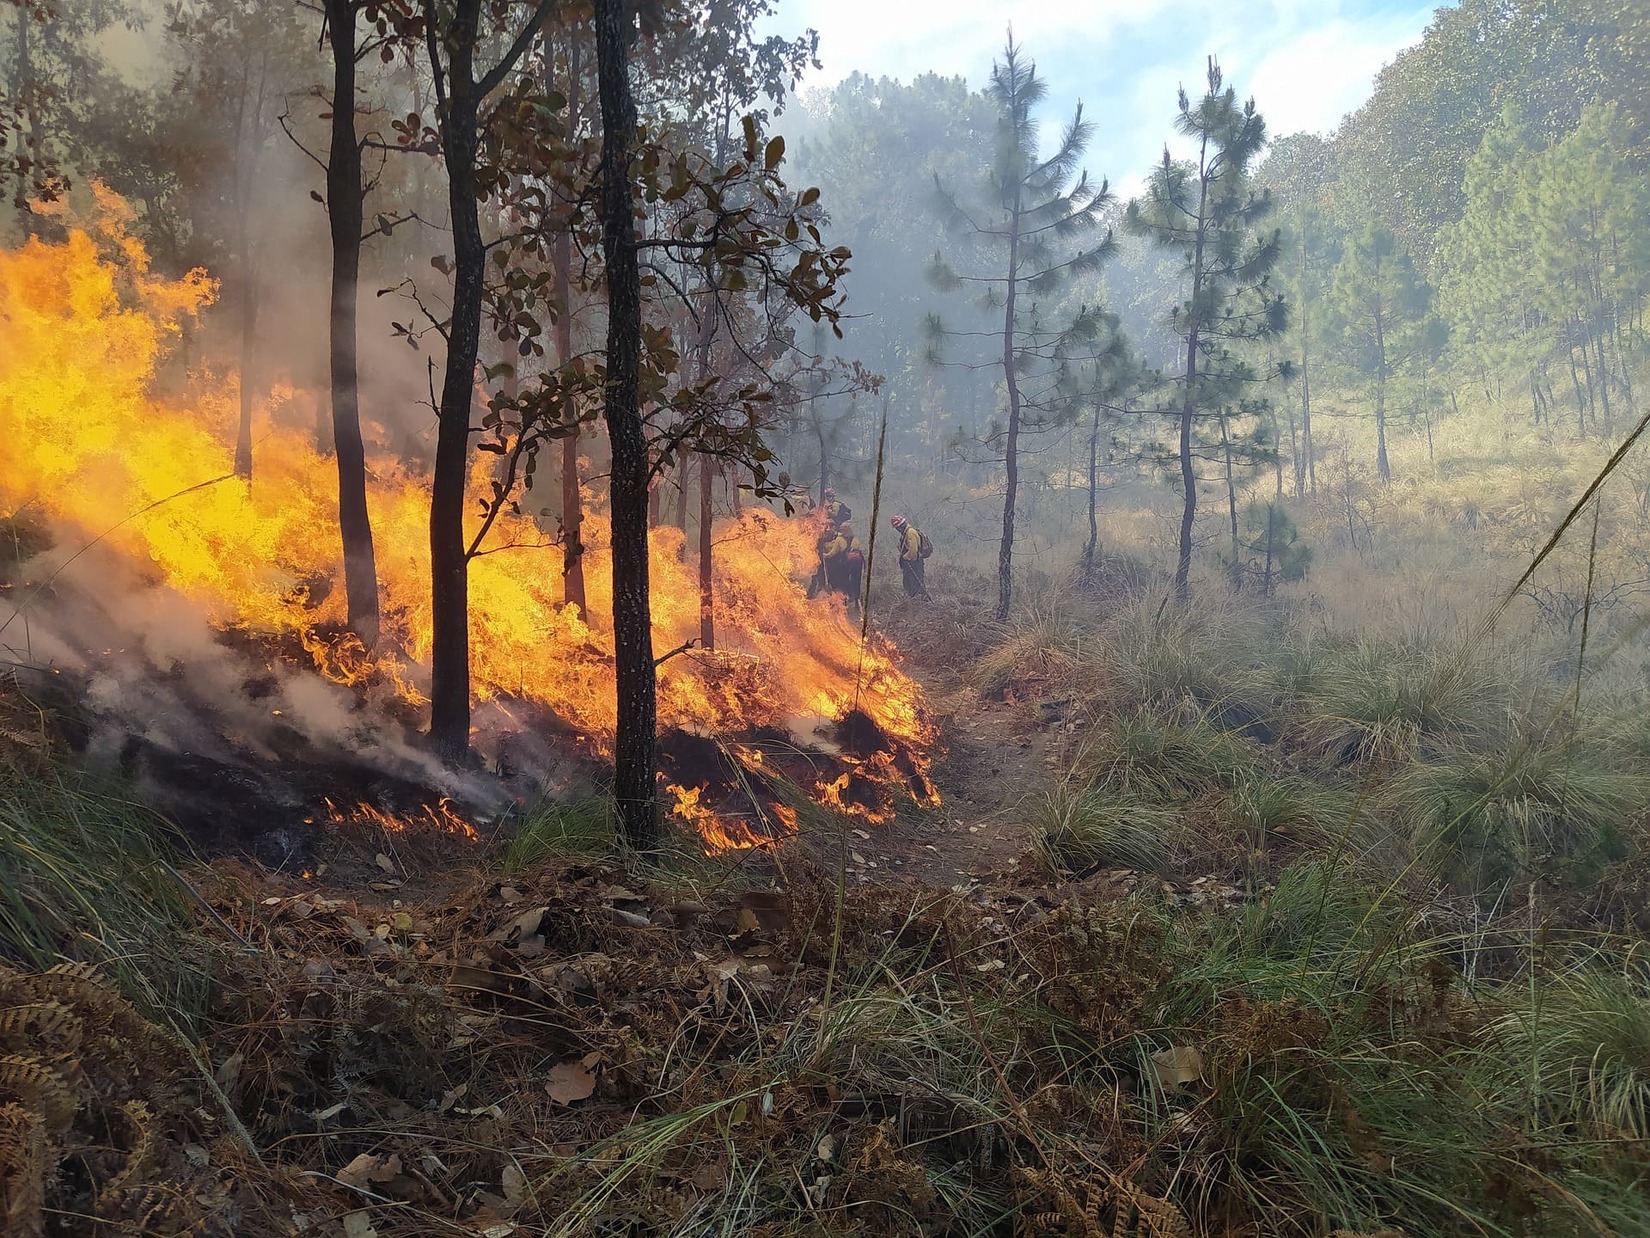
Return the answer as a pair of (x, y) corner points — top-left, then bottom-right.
(1298, 257), (1314, 495)
(1592, 316), (1613, 435)
(236, 273), (258, 479)
(1220, 412), (1239, 571)
(595, 0), (658, 850)
(995, 195), (1024, 622)
(675, 452), (689, 531)
(1174, 139), (1211, 607)
(698, 450), (714, 650)
(1373, 296), (1391, 484)
(1081, 403), (1099, 580)
(232, 45), (270, 481)
(553, 41), (586, 614)
(325, 0), (380, 643)
(428, 8), (488, 762)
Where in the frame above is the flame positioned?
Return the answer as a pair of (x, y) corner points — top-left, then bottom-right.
(0, 191), (936, 842)
(322, 796), (482, 841)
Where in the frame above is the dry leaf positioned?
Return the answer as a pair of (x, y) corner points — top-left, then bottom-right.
(341, 1211), (378, 1238)
(338, 1152), (403, 1191)
(1150, 1046), (1206, 1091)
(374, 853), (395, 873)
(437, 1083), (468, 1113)
(491, 906), (545, 945)
(545, 1056), (598, 1106)
(500, 1164), (528, 1214)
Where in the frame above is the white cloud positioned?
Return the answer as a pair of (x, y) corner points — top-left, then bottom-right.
(766, 0), (1439, 155)
(1243, 16), (1428, 137)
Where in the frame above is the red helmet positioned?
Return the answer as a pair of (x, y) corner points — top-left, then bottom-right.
(890, 515), (906, 529)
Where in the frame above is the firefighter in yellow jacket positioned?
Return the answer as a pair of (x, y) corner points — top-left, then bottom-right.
(891, 514), (929, 598)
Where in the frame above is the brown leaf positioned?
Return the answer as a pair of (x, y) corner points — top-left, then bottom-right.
(338, 1152), (404, 1191)
(1150, 1046), (1206, 1092)
(545, 1056), (598, 1106)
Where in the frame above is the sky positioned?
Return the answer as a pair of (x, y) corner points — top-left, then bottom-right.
(762, 0), (1447, 187)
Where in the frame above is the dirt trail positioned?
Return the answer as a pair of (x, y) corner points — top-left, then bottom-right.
(818, 666), (1072, 887)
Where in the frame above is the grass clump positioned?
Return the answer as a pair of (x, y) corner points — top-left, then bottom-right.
(1382, 736), (1648, 894)
(1221, 769), (1352, 855)
(1081, 708), (1264, 802)
(1032, 777), (1184, 875)
(501, 795), (617, 870)
(1099, 592), (1276, 719)
(1294, 625), (1521, 766)
(973, 593), (1097, 697)
(0, 761), (204, 1018)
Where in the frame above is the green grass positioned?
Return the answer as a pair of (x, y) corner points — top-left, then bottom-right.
(1381, 734), (1649, 894)
(1031, 777), (1184, 875)
(500, 794), (619, 870)
(1293, 625), (1523, 766)
(0, 761), (204, 1016)
(1079, 708), (1265, 801)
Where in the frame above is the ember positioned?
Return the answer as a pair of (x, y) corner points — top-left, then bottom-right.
(0, 193), (938, 846)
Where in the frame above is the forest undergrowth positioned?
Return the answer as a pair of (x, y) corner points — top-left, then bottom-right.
(6, 408), (1650, 1236)
(7, 546), (1650, 1236)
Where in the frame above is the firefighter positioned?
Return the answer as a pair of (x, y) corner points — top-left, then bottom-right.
(818, 522), (849, 597)
(822, 486), (852, 529)
(838, 520), (865, 610)
(891, 514), (929, 598)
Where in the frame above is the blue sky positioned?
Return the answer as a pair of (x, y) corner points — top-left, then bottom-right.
(764, 0), (1447, 189)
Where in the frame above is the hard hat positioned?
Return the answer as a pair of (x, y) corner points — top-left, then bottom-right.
(890, 515), (906, 529)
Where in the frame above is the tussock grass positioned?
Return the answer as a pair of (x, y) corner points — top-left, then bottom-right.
(1221, 769), (1353, 855)
(1382, 735), (1649, 893)
(1488, 966), (1650, 1142)
(0, 762), (202, 1015)
(972, 593), (1098, 696)
(502, 795), (617, 870)
(1031, 777), (1184, 875)
(1099, 591), (1276, 718)
(1079, 708), (1265, 801)
(1293, 625), (1523, 766)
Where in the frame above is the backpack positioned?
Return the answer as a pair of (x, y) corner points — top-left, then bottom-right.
(917, 529), (934, 559)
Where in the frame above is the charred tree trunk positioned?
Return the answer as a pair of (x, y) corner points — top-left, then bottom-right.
(698, 451), (714, 650)
(232, 45), (271, 481)
(426, 0), (549, 760)
(325, 0), (380, 642)
(236, 275), (258, 479)
(675, 452), (689, 531)
(595, 0), (658, 850)
(553, 41), (586, 615)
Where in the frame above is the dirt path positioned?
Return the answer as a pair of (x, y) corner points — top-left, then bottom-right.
(820, 667), (1073, 887)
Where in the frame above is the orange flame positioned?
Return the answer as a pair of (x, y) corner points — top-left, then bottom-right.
(0, 190), (936, 842)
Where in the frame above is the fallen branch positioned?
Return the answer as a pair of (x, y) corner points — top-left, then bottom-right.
(653, 638), (700, 668)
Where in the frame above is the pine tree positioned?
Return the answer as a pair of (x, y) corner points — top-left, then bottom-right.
(1126, 58), (1286, 604)
(926, 32), (1114, 621)
(1326, 221), (1444, 484)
